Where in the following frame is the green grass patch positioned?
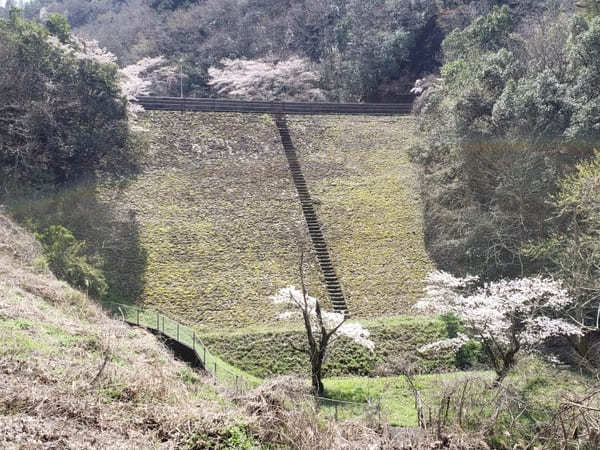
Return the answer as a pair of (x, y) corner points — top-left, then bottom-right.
(324, 371), (491, 426)
(201, 315), (456, 378)
(322, 359), (591, 427)
(0, 318), (90, 357)
(288, 115), (434, 317)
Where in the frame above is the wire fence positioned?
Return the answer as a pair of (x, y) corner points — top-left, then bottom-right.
(104, 301), (390, 424)
(104, 302), (261, 393)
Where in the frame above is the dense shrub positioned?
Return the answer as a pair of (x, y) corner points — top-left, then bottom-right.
(527, 152), (600, 365)
(412, 7), (600, 281)
(0, 9), (132, 191)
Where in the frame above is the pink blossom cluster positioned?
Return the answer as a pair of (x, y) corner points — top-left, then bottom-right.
(47, 35), (117, 66)
(270, 286), (374, 351)
(120, 57), (179, 104)
(208, 57), (326, 102)
(46, 35), (175, 115)
(416, 271), (582, 352)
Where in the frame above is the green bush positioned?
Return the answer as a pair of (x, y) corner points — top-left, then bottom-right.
(413, 8), (600, 280)
(440, 313), (486, 369)
(0, 9), (132, 191)
(35, 225), (107, 298)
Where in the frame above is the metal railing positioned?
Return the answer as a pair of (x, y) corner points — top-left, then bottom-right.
(314, 395), (383, 423)
(104, 301), (391, 424)
(135, 96), (413, 115)
(104, 302), (261, 393)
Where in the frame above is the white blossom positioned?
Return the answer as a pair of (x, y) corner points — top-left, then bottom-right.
(271, 286), (374, 351)
(47, 35), (117, 66)
(208, 57), (326, 102)
(418, 333), (470, 354)
(46, 35), (175, 115)
(119, 57), (178, 101)
(416, 272), (583, 357)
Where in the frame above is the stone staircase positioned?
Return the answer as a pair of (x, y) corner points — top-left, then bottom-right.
(273, 114), (349, 315)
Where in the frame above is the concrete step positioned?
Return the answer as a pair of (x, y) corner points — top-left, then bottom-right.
(275, 114), (348, 313)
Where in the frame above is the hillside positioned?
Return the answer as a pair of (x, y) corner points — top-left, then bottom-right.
(2, 213), (475, 448)
(0, 213), (250, 448)
(10, 112), (433, 333)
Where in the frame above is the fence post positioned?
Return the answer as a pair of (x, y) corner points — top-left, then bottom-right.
(335, 403), (339, 421)
(162, 316), (164, 333)
(176, 323), (179, 341)
(136, 308), (140, 326)
(193, 332), (195, 351)
(156, 311), (159, 330)
(235, 375), (239, 393)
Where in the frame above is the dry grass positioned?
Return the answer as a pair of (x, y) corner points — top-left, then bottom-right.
(241, 376), (482, 450)
(0, 214), (246, 449)
(0, 203), (493, 449)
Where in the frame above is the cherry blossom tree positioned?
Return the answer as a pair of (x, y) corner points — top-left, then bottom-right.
(207, 57), (326, 102)
(47, 34), (176, 113)
(416, 271), (583, 382)
(272, 285), (373, 396)
(120, 57), (179, 104)
(271, 254), (373, 396)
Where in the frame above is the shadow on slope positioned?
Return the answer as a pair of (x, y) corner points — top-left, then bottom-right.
(6, 179), (148, 304)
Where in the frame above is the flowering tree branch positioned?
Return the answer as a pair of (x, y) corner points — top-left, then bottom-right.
(416, 271), (583, 382)
(271, 251), (373, 396)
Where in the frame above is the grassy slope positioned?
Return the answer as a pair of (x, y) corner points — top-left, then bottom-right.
(10, 112), (326, 331)
(7, 111), (438, 376)
(117, 112), (326, 329)
(0, 214), (253, 448)
(9, 112), (431, 328)
(288, 115), (433, 316)
(201, 315), (454, 378)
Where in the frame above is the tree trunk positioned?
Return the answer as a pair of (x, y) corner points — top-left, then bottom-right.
(495, 349), (517, 384)
(311, 357), (324, 397)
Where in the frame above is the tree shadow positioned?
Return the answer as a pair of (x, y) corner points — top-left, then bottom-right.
(6, 177), (147, 305)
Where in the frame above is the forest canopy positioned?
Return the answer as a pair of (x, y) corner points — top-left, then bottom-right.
(412, 6), (600, 334)
(3, 0), (574, 101)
